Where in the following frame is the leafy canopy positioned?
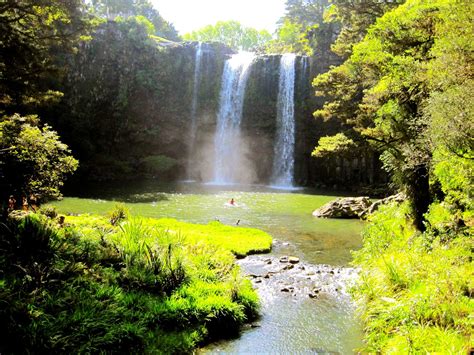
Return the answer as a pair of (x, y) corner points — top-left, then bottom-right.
(265, 19), (312, 55)
(183, 21), (272, 51)
(0, 0), (91, 115)
(264, 0), (337, 55)
(0, 114), (78, 201)
(312, 0), (473, 229)
(90, 0), (179, 40)
(311, 133), (356, 158)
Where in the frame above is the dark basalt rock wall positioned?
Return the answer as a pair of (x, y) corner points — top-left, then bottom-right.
(54, 21), (384, 189)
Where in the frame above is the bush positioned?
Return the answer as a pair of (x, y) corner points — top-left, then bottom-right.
(0, 114), (78, 203)
(39, 205), (58, 219)
(108, 203), (129, 226)
(351, 203), (473, 353)
(84, 155), (134, 181)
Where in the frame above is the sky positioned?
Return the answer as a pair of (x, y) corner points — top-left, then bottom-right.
(151, 0), (287, 35)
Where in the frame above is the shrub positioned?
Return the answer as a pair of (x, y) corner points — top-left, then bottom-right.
(351, 203), (473, 353)
(109, 203), (129, 226)
(39, 205), (58, 219)
(84, 155), (134, 181)
(0, 114), (78, 204)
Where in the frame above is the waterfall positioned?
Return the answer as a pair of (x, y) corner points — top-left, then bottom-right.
(271, 53), (296, 187)
(212, 52), (255, 184)
(186, 43), (204, 179)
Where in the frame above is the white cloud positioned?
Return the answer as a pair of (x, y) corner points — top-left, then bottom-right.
(151, 0), (286, 35)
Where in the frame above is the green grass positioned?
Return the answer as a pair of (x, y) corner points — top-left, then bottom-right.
(46, 190), (365, 266)
(0, 210), (271, 353)
(65, 213), (272, 258)
(351, 202), (474, 353)
(144, 218), (272, 258)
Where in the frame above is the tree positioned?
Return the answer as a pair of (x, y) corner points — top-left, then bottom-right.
(265, 19), (312, 54)
(311, 133), (356, 158)
(265, 0), (338, 55)
(90, 0), (180, 40)
(312, 0), (473, 230)
(0, 114), (78, 204)
(424, 0), (474, 212)
(0, 0), (91, 115)
(327, 0), (402, 58)
(283, 0), (329, 28)
(183, 21), (271, 51)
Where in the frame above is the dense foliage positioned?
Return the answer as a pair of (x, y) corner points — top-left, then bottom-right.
(0, 114), (78, 204)
(308, 0), (474, 351)
(352, 201), (472, 352)
(183, 20), (272, 51)
(313, 0), (473, 229)
(0, 0), (88, 206)
(265, 0), (333, 55)
(0, 0), (91, 115)
(0, 211), (270, 353)
(89, 0), (180, 41)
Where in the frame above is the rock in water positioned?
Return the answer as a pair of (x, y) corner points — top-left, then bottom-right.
(288, 256), (300, 264)
(312, 197), (371, 219)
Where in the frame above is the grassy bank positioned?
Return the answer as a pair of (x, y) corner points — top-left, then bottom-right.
(0, 209), (272, 353)
(66, 214), (272, 258)
(351, 202), (473, 352)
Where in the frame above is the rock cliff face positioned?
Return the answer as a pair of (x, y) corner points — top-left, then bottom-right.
(56, 21), (384, 189)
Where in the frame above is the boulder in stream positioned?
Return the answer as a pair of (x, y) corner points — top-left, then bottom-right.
(312, 197), (371, 219)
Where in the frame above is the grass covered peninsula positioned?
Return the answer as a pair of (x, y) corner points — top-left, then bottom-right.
(0, 208), (272, 353)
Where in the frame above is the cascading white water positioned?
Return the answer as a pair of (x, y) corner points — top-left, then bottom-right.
(186, 43), (204, 179)
(271, 53), (296, 187)
(212, 52), (255, 184)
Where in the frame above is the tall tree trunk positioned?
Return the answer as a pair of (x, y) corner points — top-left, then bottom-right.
(410, 164), (431, 231)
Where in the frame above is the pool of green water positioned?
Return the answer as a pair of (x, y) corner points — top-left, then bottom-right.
(51, 181), (365, 352)
(55, 181), (363, 265)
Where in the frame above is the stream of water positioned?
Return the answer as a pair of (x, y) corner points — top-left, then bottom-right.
(55, 181), (364, 353)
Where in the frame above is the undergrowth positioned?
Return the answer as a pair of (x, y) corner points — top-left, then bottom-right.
(0, 211), (269, 353)
(351, 202), (473, 353)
